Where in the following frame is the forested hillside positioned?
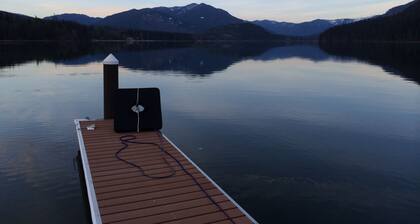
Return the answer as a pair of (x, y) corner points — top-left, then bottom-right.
(0, 11), (194, 41)
(319, 0), (420, 42)
(0, 11), (91, 40)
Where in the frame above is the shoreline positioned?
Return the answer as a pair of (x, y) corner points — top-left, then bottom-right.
(1, 39), (420, 44)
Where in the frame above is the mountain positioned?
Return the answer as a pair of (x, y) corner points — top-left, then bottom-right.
(54, 3), (244, 33)
(253, 19), (356, 37)
(44, 13), (101, 25)
(1, 9), (274, 41)
(41, 3), (278, 40)
(45, 5), (360, 37)
(153, 3), (244, 32)
(96, 8), (184, 33)
(319, 0), (420, 42)
(0, 10), (91, 40)
(0, 10), (194, 41)
(384, 0), (417, 16)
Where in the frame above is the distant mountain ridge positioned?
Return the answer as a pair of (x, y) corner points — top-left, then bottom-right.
(0, 10), (92, 40)
(253, 1), (419, 37)
(45, 3), (244, 33)
(45, 13), (101, 25)
(41, 3), (281, 40)
(151, 3), (244, 32)
(253, 19), (357, 37)
(320, 0), (420, 42)
(0, 10), (194, 41)
(1, 8), (279, 41)
(14, 1), (420, 41)
(384, 0), (417, 16)
(45, 5), (357, 37)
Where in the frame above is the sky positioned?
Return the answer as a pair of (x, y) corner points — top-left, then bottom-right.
(1, 0), (413, 22)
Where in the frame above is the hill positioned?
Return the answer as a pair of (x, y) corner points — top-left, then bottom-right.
(46, 3), (244, 33)
(1, 10), (277, 41)
(319, 0), (420, 42)
(383, 0), (417, 16)
(253, 19), (356, 37)
(45, 13), (101, 25)
(152, 3), (244, 32)
(0, 11), (194, 41)
(0, 11), (91, 40)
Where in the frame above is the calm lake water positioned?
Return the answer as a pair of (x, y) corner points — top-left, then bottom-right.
(0, 42), (419, 224)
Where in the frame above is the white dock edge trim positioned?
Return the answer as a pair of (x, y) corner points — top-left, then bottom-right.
(162, 134), (259, 224)
(74, 119), (102, 224)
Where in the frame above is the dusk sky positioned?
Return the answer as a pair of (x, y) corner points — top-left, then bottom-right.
(1, 0), (413, 22)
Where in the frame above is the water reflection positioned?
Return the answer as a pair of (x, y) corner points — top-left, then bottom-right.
(1, 42), (420, 83)
(320, 43), (420, 84)
(0, 42), (275, 75)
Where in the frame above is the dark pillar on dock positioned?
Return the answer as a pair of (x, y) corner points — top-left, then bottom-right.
(103, 54), (119, 119)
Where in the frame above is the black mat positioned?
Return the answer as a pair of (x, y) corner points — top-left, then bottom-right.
(114, 88), (162, 132)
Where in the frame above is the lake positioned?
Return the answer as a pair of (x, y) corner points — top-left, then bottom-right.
(0, 42), (419, 224)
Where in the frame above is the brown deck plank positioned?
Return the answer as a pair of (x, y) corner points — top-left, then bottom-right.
(213, 216), (254, 224)
(101, 198), (231, 223)
(106, 205), (238, 224)
(92, 166), (197, 180)
(159, 208), (244, 224)
(95, 173), (205, 194)
(100, 192), (226, 215)
(92, 167), (199, 187)
(77, 119), (256, 224)
(96, 178), (211, 201)
(92, 165), (198, 182)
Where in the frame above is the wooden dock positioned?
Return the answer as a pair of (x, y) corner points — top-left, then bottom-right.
(75, 119), (257, 224)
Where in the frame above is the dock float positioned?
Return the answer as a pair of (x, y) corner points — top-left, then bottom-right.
(75, 119), (258, 224)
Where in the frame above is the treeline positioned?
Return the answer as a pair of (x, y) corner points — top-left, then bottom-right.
(0, 11), (91, 40)
(0, 11), (194, 41)
(197, 22), (285, 41)
(320, 0), (420, 42)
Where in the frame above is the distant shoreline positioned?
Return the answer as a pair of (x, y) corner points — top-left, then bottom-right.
(1, 40), (419, 44)
(320, 40), (420, 44)
(0, 39), (316, 43)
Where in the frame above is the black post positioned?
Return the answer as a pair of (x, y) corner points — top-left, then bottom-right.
(103, 54), (119, 119)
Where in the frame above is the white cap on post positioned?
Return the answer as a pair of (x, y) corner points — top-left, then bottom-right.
(103, 54), (119, 65)
(103, 53), (119, 119)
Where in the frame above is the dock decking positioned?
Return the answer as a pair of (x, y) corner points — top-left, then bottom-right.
(75, 119), (257, 224)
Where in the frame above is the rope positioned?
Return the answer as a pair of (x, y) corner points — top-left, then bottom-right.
(116, 88), (235, 223)
(115, 135), (176, 179)
(115, 132), (235, 223)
